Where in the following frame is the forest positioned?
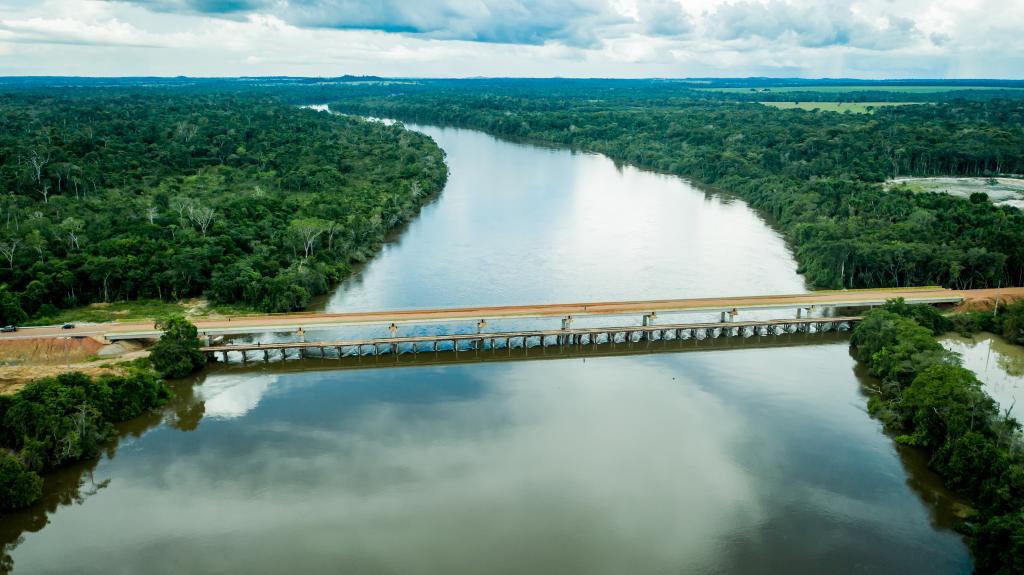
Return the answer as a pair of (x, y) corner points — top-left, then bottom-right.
(327, 85), (1024, 292)
(0, 92), (447, 322)
(852, 300), (1024, 575)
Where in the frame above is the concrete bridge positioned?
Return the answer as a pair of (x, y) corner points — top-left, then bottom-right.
(1, 287), (1005, 351)
(202, 316), (861, 363)
(89, 286), (974, 343)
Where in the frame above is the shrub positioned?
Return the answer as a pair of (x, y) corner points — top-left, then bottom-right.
(149, 316), (207, 378)
(1002, 300), (1024, 345)
(0, 452), (43, 510)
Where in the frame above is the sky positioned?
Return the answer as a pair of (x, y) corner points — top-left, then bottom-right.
(0, 0), (1021, 78)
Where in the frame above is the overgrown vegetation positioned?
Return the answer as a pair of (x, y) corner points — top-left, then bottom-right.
(950, 300), (1024, 343)
(0, 368), (170, 511)
(0, 92), (447, 321)
(330, 86), (1024, 291)
(852, 300), (1024, 574)
(148, 316), (206, 378)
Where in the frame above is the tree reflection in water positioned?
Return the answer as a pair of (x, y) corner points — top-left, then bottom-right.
(0, 376), (206, 574)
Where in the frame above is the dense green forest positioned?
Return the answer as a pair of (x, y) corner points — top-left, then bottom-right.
(328, 88), (1024, 291)
(852, 301), (1024, 575)
(0, 92), (446, 321)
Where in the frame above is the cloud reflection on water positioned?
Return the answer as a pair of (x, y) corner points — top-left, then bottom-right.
(15, 358), (760, 574)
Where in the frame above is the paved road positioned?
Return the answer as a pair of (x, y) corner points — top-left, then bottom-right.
(3, 286), (1017, 342)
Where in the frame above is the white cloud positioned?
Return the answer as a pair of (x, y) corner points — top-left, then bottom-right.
(0, 0), (1019, 77)
(707, 0), (921, 50)
(0, 16), (168, 47)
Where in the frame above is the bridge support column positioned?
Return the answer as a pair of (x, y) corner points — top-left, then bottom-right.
(561, 316), (573, 345)
(642, 313), (656, 341)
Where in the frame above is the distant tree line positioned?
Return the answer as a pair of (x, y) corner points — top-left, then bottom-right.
(0, 92), (447, 322)
(329, 90), (1024, 292)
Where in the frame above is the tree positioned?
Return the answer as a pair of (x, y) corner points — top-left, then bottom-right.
(0, 239), (17, 269)
(148, 315), (206, 378)
(1002, 300), (1024, 345)
(898, 364), (995, 448)
(971, 511), (1024, 575)
(290, 217), (329, 259)
(0, 452), (43, 510)
(187, 204), (215, 236)
(0, 284), (27, 326)
(60, 217), (84, 250)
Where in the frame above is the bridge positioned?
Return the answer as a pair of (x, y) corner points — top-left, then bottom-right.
(79, 286), (975, 342)
(202, 316), (862, 362)
(3, 286), (1014, 363)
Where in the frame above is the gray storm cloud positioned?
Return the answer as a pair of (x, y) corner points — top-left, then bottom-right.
(115, 0), (635, 46)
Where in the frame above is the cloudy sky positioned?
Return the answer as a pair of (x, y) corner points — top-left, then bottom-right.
(0, 0), (1021, 78)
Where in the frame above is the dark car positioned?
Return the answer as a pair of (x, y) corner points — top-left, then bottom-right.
(61, 323), (75, 330)
(1, 325), (16, 332)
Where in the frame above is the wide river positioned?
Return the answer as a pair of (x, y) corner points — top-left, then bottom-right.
(1, 124), (973, 573)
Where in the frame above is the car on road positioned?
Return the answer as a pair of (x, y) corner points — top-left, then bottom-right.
(61, 323), (75, 330)
(1, 325), (17, 332)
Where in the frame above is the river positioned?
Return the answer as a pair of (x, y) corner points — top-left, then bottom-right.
(1, 123), (973, 573)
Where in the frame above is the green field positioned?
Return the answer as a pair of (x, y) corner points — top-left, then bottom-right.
(759, 101), (919, 113)
(704, 85), (1024, 93)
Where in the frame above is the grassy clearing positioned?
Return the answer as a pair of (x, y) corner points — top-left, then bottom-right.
(21, 299), (259, 326)
(759, 101), (919, 113)
(703, 85), (1024, 94)
(887, 177), (1024, 209)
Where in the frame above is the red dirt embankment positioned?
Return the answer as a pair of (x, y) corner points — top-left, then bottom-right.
(0, 337), (147, 395)
(953, 288), (1024, 312)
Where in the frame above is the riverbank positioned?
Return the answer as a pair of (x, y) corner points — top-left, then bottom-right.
(851, 303), (1024, 573)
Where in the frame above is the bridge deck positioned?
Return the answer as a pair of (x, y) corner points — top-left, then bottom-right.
(2, 286), (1005, 343)
(97, 287), (969, 341)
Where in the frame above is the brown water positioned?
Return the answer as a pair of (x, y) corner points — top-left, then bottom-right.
(942, 331), (1024, 411)
(0, 123), (971, 574)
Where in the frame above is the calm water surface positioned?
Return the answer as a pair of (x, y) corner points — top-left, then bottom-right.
(942, 331), (1024, 410)
(2, 124), (972, 573)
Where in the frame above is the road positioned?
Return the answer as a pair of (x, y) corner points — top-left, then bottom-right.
(2, 286), (1018, 342)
